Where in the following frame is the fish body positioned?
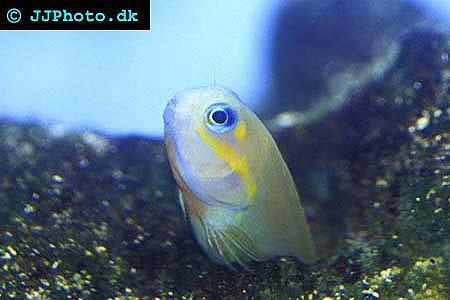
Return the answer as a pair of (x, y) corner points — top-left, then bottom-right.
(163, 86), (317, 269)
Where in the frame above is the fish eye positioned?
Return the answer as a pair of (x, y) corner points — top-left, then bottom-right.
(211, 109), (227, 124)
(204, 103), (237, 133)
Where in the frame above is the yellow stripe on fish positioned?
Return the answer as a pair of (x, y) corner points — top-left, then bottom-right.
(233, 121), (247, 141)
(195, 123), (256, 206)
(163, 86), (317, 270)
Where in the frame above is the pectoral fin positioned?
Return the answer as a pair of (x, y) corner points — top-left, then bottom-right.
(177, 189), (188, 221)
(193, 217), (265, 271)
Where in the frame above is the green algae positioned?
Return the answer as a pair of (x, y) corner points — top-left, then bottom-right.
(0, 30), (449, 299)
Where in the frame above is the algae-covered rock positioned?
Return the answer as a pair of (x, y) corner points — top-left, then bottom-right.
(0, 127), (181, 299)
(0, 30), (449, 299)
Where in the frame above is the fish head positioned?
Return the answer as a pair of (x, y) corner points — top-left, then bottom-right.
(163, 86), (257, 210)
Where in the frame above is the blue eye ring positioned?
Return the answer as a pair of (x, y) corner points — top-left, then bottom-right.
(204, 103), (237, 133)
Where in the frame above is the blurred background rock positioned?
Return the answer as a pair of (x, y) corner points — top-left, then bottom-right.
(264, 0), (432, 125)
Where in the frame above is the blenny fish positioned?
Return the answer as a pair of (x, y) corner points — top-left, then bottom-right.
(163, 86), (317, 270)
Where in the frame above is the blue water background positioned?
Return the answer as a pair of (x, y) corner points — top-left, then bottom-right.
(0, 0), (448, 137)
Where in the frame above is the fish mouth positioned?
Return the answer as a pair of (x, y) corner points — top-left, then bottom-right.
(163, 99), (177, 147)
(163, 95), (193, 139)
(163, 97), (177, 127)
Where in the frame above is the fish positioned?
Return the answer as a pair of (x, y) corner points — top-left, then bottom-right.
(163, 86), (317, 270)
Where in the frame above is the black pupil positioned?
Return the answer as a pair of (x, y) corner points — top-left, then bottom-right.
(211, 109), (228, 124)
